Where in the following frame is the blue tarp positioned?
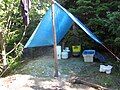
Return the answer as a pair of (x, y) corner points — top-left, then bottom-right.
(24, 1), (102, 48)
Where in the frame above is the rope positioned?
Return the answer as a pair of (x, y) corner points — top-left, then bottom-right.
(101, 43), (120, 61)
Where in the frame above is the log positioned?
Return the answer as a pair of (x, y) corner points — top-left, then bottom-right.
(69, 76), (109, 90)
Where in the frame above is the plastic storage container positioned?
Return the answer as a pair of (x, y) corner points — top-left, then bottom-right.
(82, 50), (95, 62)
(72, 45), (81, 57)
(65, 47), (71, 58)
(62, 51), (68, 59)
(99, 65), (113, 74)
(57, 46), (61, 59)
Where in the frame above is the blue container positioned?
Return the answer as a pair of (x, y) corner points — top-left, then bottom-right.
(82, 50), (95, 62)
(82, 50), (95, 55)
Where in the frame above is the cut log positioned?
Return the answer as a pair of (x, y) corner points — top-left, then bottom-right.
(69, 76), (109, 90)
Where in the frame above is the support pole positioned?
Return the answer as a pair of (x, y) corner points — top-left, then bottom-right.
(51, 0), (59, 77)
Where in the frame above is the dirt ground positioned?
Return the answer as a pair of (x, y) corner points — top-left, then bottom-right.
(0, 74), (96, 90)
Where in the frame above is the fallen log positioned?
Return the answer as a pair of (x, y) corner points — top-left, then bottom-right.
(69, 76), (109, 90)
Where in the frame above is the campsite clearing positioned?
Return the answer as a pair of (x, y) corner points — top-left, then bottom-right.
(8, 55), (120, 90)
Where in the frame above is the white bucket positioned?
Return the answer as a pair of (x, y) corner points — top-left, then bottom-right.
(105, 65), (113, 74)
(99, 65), (106, 72)
(62, 51), (68, 59)
(57, 46), (61, 59)
(99, 65), (113, 74)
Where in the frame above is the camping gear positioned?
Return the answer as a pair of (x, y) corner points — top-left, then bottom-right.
(72, 45), (81, 57)
(56, 46), (61, 59)
(24, 0), (120, 61)
(65, 47), (71, 58)
(99, 65), (113, 74)
(65, 47), (69, 51)
(106, 65), (113, 74)
(94, 52), (107, 62)
(82, 50), (95, 62)
(62, 51), (68, 59)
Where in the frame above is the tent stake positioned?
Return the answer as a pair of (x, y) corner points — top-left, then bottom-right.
(51, 0), (59, 77)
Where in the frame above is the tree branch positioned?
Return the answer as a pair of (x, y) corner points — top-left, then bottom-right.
(6, 26), (27, 56)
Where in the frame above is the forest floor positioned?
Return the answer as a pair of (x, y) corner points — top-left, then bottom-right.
(0, 54), (120, 90)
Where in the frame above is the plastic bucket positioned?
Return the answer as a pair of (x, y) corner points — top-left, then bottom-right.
(99, 65), (113, 74)
(99, 65), (106, 72)
(105, 65), (113, 74)
(65, 47), (71, 58)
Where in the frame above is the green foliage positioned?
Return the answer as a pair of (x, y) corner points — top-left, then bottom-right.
(60, 0), (120, 55)
(0, 0), (51, 72)
(114, 37), (120, 46)
(0, 0), (23, 45)
(7, 55), (21, 70)
(62, 29), (83, 47)
(15, 43), (24, 57)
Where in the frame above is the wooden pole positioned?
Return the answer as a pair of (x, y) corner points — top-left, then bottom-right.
(51, 0), (59, 77)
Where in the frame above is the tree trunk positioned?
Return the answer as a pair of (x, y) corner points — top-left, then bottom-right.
(0, 31), (2, 61)
(0, 29), (7, 68)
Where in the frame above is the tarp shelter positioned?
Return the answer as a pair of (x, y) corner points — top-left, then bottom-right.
(24, 1), (120, 61)
(24, 1), (102, 48)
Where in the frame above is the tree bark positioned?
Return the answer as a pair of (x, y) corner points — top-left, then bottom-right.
(0, 32), (2, 63)
(0, 29), (7, 68)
